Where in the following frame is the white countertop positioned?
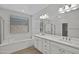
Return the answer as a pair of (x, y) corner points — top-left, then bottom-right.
(34, 34), (79, 49)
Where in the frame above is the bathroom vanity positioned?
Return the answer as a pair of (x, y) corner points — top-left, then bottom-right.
(33, 34), (79, 54)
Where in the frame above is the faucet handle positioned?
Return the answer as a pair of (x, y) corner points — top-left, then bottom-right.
(67, 37), (71, 41)
(69, 38), (71, 41)
(66, 37), (67, 40)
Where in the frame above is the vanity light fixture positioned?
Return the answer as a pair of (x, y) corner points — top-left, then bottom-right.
(59, 8), (65, 13)
(40, 14), (49, 19)
(71, 4), (78, 10)
(58, 4), (79, 14)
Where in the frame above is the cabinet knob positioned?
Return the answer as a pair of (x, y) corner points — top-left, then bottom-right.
(59, 49), (65, 53)
(45, 45), (47, 47)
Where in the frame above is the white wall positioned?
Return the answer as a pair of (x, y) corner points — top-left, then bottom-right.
(0, 8), (32, 44)
(0, 39), (33, 54)
(0, 8), (33, 53)
(32, 4), (63, 35)
(32, 4), (79, 38)
(60, 10), (79, 38)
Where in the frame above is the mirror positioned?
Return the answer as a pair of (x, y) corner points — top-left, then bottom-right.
(40, 19), (53, 35)
(62, 23), (68, 36)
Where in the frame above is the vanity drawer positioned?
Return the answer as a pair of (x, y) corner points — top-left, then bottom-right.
(43, 39), (50, 45)
(50, 41), (79, 54)
(50, 42), (62, 54)
(43, 39), (50, 48)
(43, 49), (50, 54)
(50, 42), (72, 54)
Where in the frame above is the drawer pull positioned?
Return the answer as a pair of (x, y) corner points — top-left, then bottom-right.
(45, 45), (47, 47)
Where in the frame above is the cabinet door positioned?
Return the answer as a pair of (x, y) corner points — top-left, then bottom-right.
(63, 50), (73, 54)
(50, 42), (61, 54)
(42, 39), (50, 54)
(50, 41), (75, 54)
(37, 38), (43, 52)
(34, 37), (43, 53)
(58, 48), (69, 54)
(34, 37), (39, 49)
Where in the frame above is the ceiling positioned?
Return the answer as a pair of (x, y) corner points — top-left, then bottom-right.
(0, 4), (49, 15)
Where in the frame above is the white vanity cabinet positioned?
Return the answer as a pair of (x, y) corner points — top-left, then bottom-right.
(33, 36), (50, 54)
(33, 35), (79, 54)
(50, 42), (61, 54)
(50, 41), (73, 54)
(50, 41), (79, 54)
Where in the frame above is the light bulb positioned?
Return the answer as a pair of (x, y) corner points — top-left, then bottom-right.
(71, 4), (77, 8)
(71, 4), (78, 10)
(59, 8), (63, 12)
(40, 16), (42, 19)
(72, 7), (77, 10)
(59, 8), (65, 13)
(66, 8), (71, 12)
(65, 5), (70, 10)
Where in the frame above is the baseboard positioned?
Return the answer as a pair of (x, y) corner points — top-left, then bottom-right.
(0, 39), (33, 54)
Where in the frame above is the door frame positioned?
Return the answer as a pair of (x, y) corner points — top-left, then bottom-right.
(0, 16), (4, 44)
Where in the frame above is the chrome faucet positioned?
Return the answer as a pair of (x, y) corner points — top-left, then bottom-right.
(68, 37), (71, 41)
(63, 36), (71, 41)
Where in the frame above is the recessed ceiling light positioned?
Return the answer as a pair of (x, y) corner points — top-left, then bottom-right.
(22, 10), (25, 12)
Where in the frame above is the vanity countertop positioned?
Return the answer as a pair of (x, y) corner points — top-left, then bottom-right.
(34, 34), (79, 50)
